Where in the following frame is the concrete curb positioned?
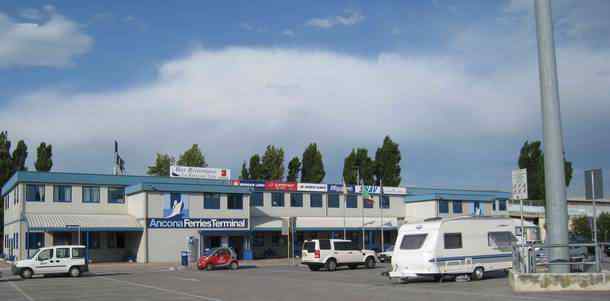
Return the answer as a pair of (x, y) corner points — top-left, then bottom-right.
(509, 270), (610, 292)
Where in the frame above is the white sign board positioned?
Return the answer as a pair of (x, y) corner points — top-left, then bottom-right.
(170, 165), (231, 180)
(297, 183), (327, 192)
(381, 186), (408, 195)
(512, 169), (528, 200)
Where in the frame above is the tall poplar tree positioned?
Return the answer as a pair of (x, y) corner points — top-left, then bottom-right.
(301, 143), (325, 183)
(287, 156), (301, 182)
(374, 136), (401, 186)
(34, 142), (53, 172)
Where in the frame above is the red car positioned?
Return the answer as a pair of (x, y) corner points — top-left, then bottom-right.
(197, 247), (239, 271)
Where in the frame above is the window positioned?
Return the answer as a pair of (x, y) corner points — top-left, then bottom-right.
(488, 231), (514, 249)
(56, 247), (70, 258)
(82, 186), (100, 203)
(318, 239), (331, 250)
(37, 249), (53, 261)
(228, 194), (243, 210)
(108, 233), (118, 248)
(253, 232), (264, 247)
(381, 195), (390, 209)
(327, 193), (340, 208)
(303, 242), (315, 252)
(26, 184), (45, 202)
(89, 233), (101, 249)
(250, 192), (264, 207)
(72, 247), (85, 259)
(272, 192), (284, 207)
(108, 187), (125, 204)
(492, 200), (497, 211)
(363, 197), (374, 208)
(438, 200), (449, 214)
(453, 201), (463, 213)
(400, 234), (428, 250)
(27, 233), (44, 249)
(204, 193), (221, 209)
(117, 233), (126, 248)
(346, 194), (357, 208)
(473, 201), (481, 215)
(14, 189), (18, 204)
(271, 233), (281, 246)
(53, 185), (72, 202)
(333, 241), (350, 251)
(498, 200), (507, 211)
(290, 193), (303, 207)
(310, 193), (322, 208)
(444, 233), (463, 249)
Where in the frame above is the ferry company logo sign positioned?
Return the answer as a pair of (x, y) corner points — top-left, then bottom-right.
(148, 218), (249, 229)
(163, 193), (189, 219)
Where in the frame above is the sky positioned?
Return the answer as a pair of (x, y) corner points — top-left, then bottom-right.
(0, 0), (609, 197)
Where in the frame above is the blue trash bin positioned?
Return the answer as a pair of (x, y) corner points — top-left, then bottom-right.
(180, 251), (189, 266)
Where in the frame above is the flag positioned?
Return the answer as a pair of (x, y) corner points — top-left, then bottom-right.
(114, 140), (125, 175)
(342, 179), (348, 195)
(362, 185), (374, 206)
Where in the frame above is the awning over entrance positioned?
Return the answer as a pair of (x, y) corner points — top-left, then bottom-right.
(252, 216), (398, 231)
(26, 214), (143, 232)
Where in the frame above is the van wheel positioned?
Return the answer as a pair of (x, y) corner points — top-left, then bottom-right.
(365, 257), (376, 269)
(20, 268), (33, 279)
(69, 267), (81, 278)
(472, 267), (484, 281)
(326, 259), (337, 272)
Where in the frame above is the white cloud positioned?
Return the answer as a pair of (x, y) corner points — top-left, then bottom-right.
(306, 10), (364, 29)
(0, 7), (92, 68)
(282, 29), (295, 37)
(19, 8), (43, 20)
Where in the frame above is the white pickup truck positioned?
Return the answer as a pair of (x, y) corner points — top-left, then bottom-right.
(301, 239), (378, 271)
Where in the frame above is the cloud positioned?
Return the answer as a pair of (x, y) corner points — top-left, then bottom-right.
(0, 7), (92, 68)
(282, 29), (295, 37)
(306, 10), (364, 29)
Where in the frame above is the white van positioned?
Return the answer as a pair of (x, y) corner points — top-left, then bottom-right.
(11, 245), (89, 279)
(387, 216), (536, 282)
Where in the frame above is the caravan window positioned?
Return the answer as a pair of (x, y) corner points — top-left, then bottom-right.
(399, 234), (427, 250)
(444, 233), (462, 249)
(488, 231), (514, 248)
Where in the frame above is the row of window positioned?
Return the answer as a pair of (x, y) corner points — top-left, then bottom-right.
(3, 189), (20, 209)
(249, 192), (391, 209)
(438, 200), (507, 214)
(24, 184), (125, 204)
(4, 233), (19, 250)
(203, 193), (244, 210)
(399, 231), (514, 250)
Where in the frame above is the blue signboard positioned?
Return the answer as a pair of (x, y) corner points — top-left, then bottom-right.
(147, 218), (249, 229)
(327, 184), (356, 193)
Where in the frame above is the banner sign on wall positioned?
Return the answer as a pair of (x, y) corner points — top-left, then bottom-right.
(147, 218), (248, 229)
(297, 183), (327, 192)
(170, 165), (231, 180)
(264, 181), (297, 191)
(327, 184), (356, 193)
(231, 179), (265, 189)
(381, 186), (408, 195)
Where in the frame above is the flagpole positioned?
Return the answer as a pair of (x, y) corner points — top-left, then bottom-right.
(359, 170), (365, 250)
(380, 179), (384, 253)
(342, 178), (347, 240)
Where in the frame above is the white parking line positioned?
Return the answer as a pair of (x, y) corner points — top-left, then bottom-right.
(8, 281), (35, 301)
(169, 276), (201, 282)
(100, 276), (220, 301)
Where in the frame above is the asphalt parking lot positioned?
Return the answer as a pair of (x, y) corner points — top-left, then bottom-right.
(1, 263), (609, 301)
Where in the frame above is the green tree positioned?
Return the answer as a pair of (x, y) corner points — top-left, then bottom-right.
(248, 154), (263, 180)
(287, 156), (301, 182)
(147, 153), (174, 176)
(301, 143), (325, 183)
(11, 140), (28, 172)
(571, 215), (591, 240)
(177, 144), (207, 167)
(374, 135), (401, 186)
(597, 212), (610, 242)
(34, 142), (53, 171)
(240, 161), (250, 179)
(343, 148), (375, 185)
(261, 145), (284, 180)
(0, 131), (12, 185)
(517, 140), (573, 205)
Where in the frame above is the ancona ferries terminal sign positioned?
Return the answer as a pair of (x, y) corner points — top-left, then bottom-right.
(147, 218), (249, 229)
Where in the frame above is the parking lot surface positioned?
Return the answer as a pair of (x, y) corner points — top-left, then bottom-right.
(1, 263), (609, 301)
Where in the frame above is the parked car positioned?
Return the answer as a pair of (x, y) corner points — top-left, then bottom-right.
(301, 239), (377, 272)
(197, 247), (239, 271)
(11, 245), (88, 279)
(378, 245), (394, 263)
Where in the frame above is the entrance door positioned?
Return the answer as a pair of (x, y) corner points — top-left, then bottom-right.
(228, 236), (243, 259)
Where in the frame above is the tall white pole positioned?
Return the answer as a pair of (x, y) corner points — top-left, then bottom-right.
(591, 172), (599, 272)
(380, 179), (385, 252)
(534, 0), (569, 272)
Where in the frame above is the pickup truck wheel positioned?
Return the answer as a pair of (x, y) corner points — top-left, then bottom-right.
(69, 267), (81, 277)
(20, 268), (33, 279)
(326, 259), (337, 272)
(365, 257), (376, 269)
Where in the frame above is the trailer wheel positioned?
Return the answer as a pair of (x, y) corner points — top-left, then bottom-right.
(472, 267), (484, 281)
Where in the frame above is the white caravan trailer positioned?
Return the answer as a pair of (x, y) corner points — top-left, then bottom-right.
(387, 216), (536, 282)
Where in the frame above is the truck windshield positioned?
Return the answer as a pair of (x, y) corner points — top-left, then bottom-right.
(400, 234), (428, 250)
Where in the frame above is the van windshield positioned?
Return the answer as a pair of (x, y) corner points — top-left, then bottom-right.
(303, 242), (315, 252)
(400, 234), (428, 250)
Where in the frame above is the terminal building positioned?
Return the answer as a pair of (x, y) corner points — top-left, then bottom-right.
(2, 171), (510, 263)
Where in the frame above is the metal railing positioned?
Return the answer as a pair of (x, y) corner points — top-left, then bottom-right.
(512, 241), (608, 273)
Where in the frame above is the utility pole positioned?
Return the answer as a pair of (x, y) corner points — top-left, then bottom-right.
(380, 178), (385, 253)
(534, 0), (569, 272)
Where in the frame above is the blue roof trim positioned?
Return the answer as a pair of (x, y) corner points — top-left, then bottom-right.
(405, 192), (510, 203)
(126, 182), (250, 195)
(29, 227), (143, 232)
(2, 171), (242, 196)
(405, 186), (509, 196)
